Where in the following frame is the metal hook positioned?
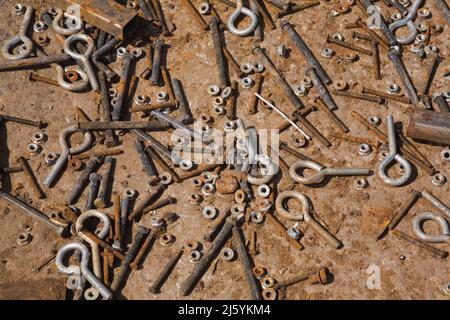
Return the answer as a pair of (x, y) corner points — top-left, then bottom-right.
(75, 210), (111, 280)
(52, 8), (84, 35)
(275, 191), (343, 248)
(227, 0), (258, 37)
(64, 34), (100, 91)
(55, 242), (112, 300)
(1, 6), (34, 60)
(241, 154), (277, 185)
(44, 125), (93, 187)
(389, 0), (424, 44)
(378, 115), (412, 186)
(289, 159), (370, 185)
(412, 212), (450, 243)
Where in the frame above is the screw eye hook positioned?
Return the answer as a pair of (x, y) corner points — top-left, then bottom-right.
(227, 0), (258, 36)
(388, 0), (424, 44)
(378, 115), (412, 186)
(1, 6), (34, 60)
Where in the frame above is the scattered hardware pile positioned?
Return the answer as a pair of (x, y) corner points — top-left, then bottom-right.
(0, 0), (449, 300)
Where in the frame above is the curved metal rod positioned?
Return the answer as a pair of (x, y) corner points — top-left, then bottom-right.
(1, 6), (34, 60)
(44, 125), (93, 187)
(378, 115), (412, 186)
(55, 242), (112, 300)
(227, 0), (258, 36)
(388, 0), (424, 44)
(412, 212), (450, 243)
(243, 154), (277, 185)
(64, 34), (99, 91)
(275, 190), (343, 248)
(75, 210), (111, 279)
(52, 8), (84, 35)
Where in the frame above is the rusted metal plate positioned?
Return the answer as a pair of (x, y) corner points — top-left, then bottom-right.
(47, 0), (139, 39)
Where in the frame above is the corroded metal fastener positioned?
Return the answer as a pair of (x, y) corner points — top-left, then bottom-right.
(112, 54), (134, 121)
(17, 156), (45, 199)
(94, 156), (114, 209)
(210, 17), (230, 87)
(281, 21), (331, 85)
(110, 226), (150, 295)
(0, 191), (65, 236)
(252, 45), (304, 110)
(179, 215), (237, 296)
(149, 38), (164, 85)
(66, 156), (103, 205)
(149, 249), (184, 294)
(233, 226), (262, 300)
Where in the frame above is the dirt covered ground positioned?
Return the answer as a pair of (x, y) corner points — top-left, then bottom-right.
(0, 0), (449, 300)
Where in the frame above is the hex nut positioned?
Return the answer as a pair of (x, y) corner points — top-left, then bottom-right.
(293, 84), (308, 97)
(431, 174), (446, 187)
(424, 45), (439, 55)
(257, 184), (270, 198)
(334, 80), (349, 91)
(391, 12), (403, 21)
(221, 86), (232, 99)
(199, 113), (214, 124)
(108, 88), (117, 98)
(202, 206), (218, 219)
(291, 134), (307, 148)
(223, 120), (236, 132)
(198, 2), (210, 14)
(331, 33), (344, 41)
(124, 189), (137, 198)
(234, 190), (247, 204)
(417, 7), (431, 18)
(157, 92), (169, 102)
(32, 132), (46, 144)
(202, 183), (216, 196)
(33, 21), (47, 33)
(159, 171), (173, 185)
(240, 77), (254, 89)
(188, 250), (202, 263)
(17, 232), (32, 246)
(415, 21), (428, 32)
(212, 106), (225, 117)
(253, 63), (265, 73)
(415, 34), (427, 44)
(45, 152), (59, 166)
(27, 143), (41, 156)
(321, 48), (334, 58)
(84, 288), (99, 300)
(358, 143), (372, 156)
(287, 227), (301, 240)
(185, 240), (200, 251)
(250, 211), (264, 224)
(301, 77), (313, 89)
(179, 159), (193, 171)
(440, 149), (450, 162)
(212, 96), (224, 107)
(253, 266), (267, 280)
(14, 4), (26, 15)
(201, 171), (216, 183)
(68, 158), (83, 171)
(261, 276), (275, 289)
(262, 288), (277, 300)
(36, 35), (50, 46)
(159, 233), (175, 246)
(219, 248), (235, 261)
(240, 62), (253, 74)
(368, 116), (381, 126)
(354, 178), (369, 190)
(188, 193), (203, 205)
(192, 177), (204, 189)
(131, 47), (143, 59)
(116, 47), (128, 59)
(231, 204), (244, 215)
(388, 83), (400, 94)
(207, 85), (220, 96)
